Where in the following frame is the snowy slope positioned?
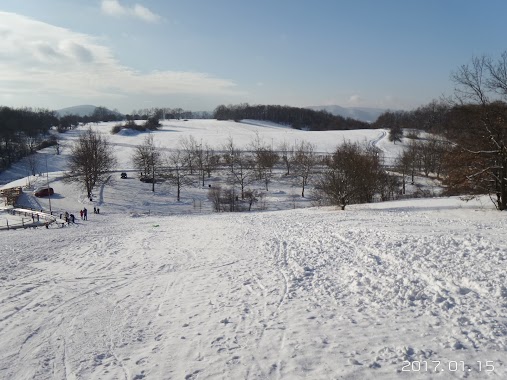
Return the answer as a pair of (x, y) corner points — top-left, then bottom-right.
(0, 198), (506, 379)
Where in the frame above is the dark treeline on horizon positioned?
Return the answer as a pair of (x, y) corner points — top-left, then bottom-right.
(129, 107), (211, 120)
(372, 100), (507, 136)
(0, 106), (123, 172)
(213, 103), (371, 131)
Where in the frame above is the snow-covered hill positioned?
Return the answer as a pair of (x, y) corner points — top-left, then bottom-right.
(1, 197), (506, 379)
(1, 120), (506, 379)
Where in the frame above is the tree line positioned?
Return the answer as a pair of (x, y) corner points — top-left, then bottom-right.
(128, 107), (211, 121)
(0, 107), (58, 172)
(213, 103), (371, 131)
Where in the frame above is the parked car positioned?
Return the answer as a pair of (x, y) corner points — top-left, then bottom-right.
(121, 172), (128, 179)
(34, 187), (54, 197)
(140, 176), (155, 183)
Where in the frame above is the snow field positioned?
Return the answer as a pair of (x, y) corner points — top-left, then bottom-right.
(0, 197), (506, 379)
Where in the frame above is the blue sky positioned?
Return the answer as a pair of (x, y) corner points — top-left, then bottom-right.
(1, 0), (506, 113)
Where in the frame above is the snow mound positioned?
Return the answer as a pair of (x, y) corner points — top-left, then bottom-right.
(116, 128), (143, 136)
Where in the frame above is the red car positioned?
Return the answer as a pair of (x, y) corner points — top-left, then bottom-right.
(34, 187), (54, 197)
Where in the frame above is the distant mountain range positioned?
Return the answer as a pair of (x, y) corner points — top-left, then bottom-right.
(56, 105), (98, 117)
(56, 105), (122, 117)
(307, 105), (386, 123)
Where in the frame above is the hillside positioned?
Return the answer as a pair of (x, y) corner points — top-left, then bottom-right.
(1, 121), (506, 379)
(1, 119), (391, 213)
(1, 197), (506, 379)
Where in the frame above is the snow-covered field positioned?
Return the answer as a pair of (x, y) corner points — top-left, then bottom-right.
(1, 120), (507, 379)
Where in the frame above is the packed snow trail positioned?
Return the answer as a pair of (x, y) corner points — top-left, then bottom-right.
(1, 200), (506, 379)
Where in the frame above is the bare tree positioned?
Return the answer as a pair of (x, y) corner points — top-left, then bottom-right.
(165, 149), (193, 201)
(66, 128), (117, 198)
(278, 141), (295, 175)
(179, 136), (199, 174)
(203, 143), (220, 180)
(293, 141), (317, 197)
(223, 137), (253, 201)
(251, 133), (279, 190)
(257, 148), (279, 191)
(132, 134), (162, 192)
(316, 141), (394, 209)
(449, 52), (507, 210)
(244, 189), (260, 211)
(191, 140), (219, 186)
(395, 149), (414, 194)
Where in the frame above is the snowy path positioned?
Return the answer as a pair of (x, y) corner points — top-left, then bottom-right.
(1, 201), (506, 379)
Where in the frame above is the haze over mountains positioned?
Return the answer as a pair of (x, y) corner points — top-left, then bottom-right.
(307, 105), (386, 123)
(57, 104), (386, 123)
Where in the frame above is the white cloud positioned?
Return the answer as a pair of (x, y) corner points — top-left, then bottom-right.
(101, 0), (127, 17)
(132, 4), (160, 23)
(347, 94), (363, 105)
(0, 12), (240, 103)
(101, 0), (160, 23)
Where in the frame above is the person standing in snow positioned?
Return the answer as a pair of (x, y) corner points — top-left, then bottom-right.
(83, 207), (87, 220)
(80, 209), (83, 219)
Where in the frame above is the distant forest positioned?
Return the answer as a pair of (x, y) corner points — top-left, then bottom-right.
(0, 107), (57, 172)
(213, 104), (371, 131)
(372, 99), (507, 140)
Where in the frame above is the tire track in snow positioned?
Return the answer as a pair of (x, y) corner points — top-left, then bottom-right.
(107, 295), (131, 380)
(236, 221), (292, 379)
(275, 238), (290, 310)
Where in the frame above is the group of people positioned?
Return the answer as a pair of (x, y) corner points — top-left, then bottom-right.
(52, 205), (102, 228)
(52, 204), (102, 228)
(61, 211), (75, 224)
(78, 206), (100, 220)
